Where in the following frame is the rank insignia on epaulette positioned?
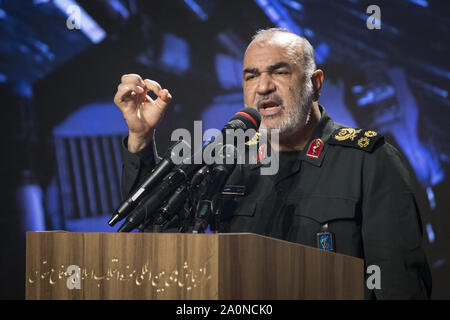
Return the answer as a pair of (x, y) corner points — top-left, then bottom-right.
(328, 127), (384, 152)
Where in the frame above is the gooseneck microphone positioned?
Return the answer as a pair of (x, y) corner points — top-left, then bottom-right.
(149, 165), (209, 232)
(117, 160), (201, 232)
(116, 107), (261, 232)
(108, 139), (189, 227)
(192, 162), (235, 233)
(192, 115), (261, 233)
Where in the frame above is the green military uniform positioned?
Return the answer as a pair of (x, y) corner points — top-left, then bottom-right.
(121, 105), (432, 299)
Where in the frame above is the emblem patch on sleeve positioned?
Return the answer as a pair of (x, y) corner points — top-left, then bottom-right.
(328, 127), (384, 152)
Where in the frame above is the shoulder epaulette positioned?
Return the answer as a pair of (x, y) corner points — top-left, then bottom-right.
(327, 127), (384, 152)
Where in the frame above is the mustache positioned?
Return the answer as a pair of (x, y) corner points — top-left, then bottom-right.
(255, 95), (284, 109)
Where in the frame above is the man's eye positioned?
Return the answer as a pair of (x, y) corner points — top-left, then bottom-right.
(245, 75), (256, 81)
(276, 71), (289, 75)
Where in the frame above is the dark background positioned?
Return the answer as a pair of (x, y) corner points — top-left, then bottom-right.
(1, 0), (449, 299)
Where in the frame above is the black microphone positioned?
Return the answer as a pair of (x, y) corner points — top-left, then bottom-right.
(192, 141), (240, 233)
(117, 159), (203, 232)
(149, 165), (209, 232)
(108, 139), (190, 227)
(136, 164), (209, 232)
(117, 107), (261, 232)
(192, 109), (262, 233)
(151, 184), (189, 233)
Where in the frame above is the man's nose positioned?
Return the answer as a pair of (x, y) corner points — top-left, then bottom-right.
(256, 72), (276, 95)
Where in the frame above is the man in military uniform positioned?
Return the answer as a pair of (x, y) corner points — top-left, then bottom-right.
(114, 28), (431, 299)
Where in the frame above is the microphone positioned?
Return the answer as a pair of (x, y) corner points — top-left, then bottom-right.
(108, 139), (190, 227)
(192, 109), (261, 233)
(192, 141), (240, 233)
(149, 165), (209, 232)
(117, 162), (195, 232)
(152, 184), (189, 233)
(117, 107), (261, 232)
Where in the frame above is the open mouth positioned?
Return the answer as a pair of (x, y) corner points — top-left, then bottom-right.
(259, 100), (282, 116)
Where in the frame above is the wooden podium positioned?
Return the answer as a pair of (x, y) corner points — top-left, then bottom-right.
(25, 232), (364, 300)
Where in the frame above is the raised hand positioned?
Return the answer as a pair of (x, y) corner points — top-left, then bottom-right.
(114, 74), (172, 152)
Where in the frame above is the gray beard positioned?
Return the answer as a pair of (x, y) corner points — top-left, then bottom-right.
(260, 79), (315, 140)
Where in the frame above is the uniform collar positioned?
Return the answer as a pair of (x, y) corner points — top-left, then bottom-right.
(251, 105), (337, 171)
(300, 105), (337, 167)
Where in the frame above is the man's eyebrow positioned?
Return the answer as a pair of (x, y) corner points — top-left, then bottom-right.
(243, 62), (291, 74)
(267, 61), (290, 71)
(243, 67), (258, 74)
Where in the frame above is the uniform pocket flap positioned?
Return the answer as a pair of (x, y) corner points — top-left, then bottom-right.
(233, 199), (257, 217)
(295, 196), (357, 223)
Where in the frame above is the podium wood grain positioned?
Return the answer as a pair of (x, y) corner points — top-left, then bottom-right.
(26, 232), (364, 300)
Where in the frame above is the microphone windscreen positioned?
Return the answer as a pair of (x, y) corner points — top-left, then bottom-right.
(231, 107), (261, 130)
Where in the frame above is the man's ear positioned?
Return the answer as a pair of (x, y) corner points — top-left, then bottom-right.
(311, 69), (324, 101)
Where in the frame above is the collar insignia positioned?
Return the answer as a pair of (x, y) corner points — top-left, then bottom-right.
(306, 138), (324, 159)
(257, 144), (267, 163)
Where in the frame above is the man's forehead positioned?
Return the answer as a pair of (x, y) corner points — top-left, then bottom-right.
(254, 31), (300, 47)
(243, 33), (302, 68)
